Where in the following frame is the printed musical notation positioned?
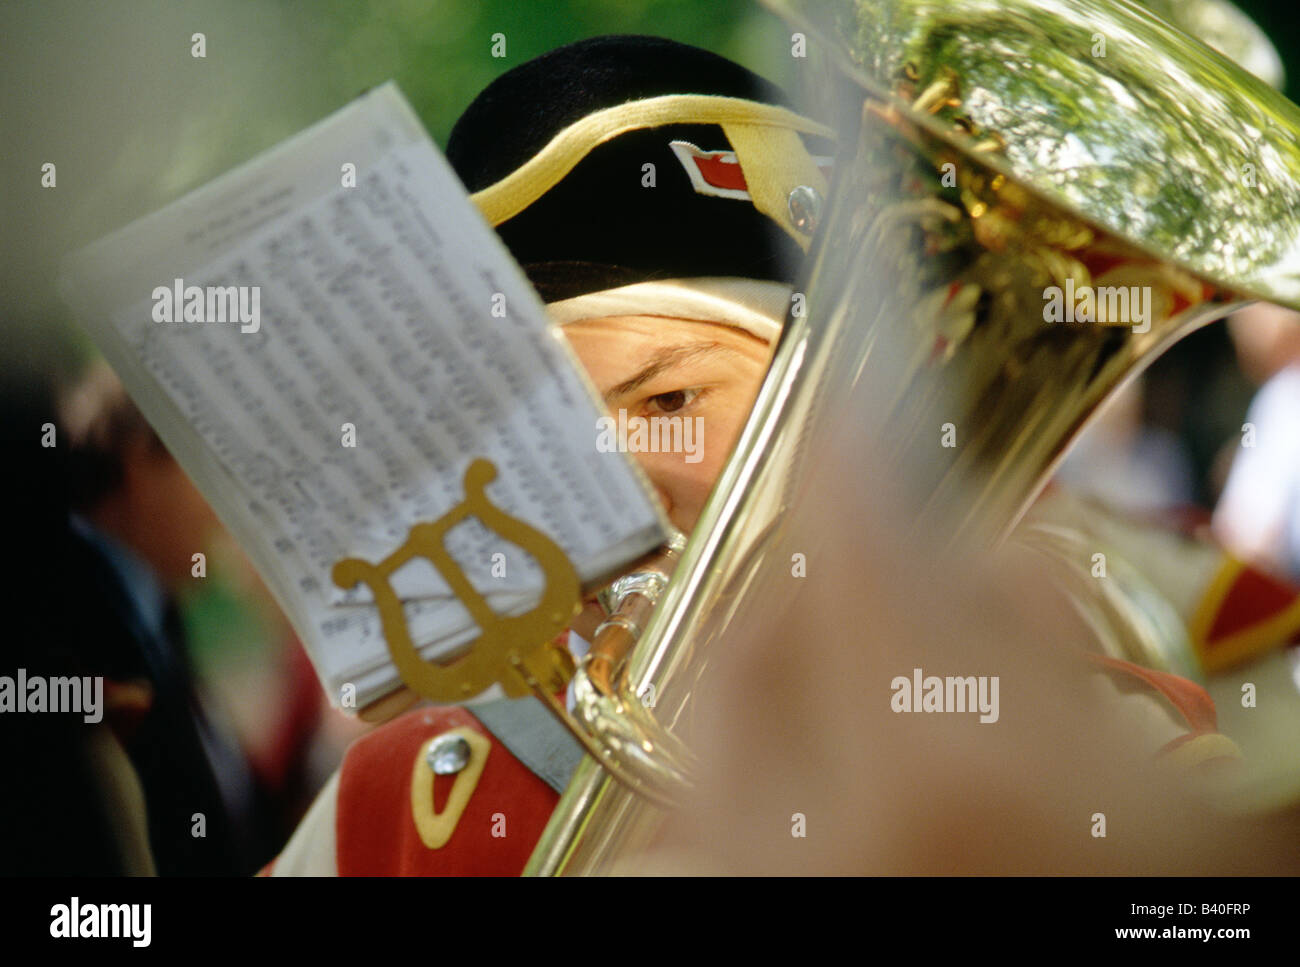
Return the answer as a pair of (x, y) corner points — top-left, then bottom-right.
(60, 83), (667, 707)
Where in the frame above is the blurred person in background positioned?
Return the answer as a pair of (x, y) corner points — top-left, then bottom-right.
(1054, 377), (1196, 517)
(1213, 303), (1300, 580)
(51, 360), (302, 874)
(0, 348), (373, 875)
(0, 360), (155, 875)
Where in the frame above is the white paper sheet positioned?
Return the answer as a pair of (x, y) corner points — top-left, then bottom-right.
(60, 83), (668, 707)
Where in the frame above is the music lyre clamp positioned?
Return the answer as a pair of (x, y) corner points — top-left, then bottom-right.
(331, 458), (580, 703)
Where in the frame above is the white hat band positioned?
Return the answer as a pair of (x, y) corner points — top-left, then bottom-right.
(546, 277), (790, 343)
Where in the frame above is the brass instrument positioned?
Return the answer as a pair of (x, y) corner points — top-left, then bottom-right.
(568, 529), (694, 810)
(525, 0), (1300, 874)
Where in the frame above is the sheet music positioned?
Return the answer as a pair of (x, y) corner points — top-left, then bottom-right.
(60, 83), (668, 708)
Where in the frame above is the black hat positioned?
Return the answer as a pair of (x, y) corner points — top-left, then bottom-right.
(447, 35), (833, 303)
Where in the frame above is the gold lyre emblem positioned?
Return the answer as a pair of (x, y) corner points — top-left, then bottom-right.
(331, 458), (580, 702)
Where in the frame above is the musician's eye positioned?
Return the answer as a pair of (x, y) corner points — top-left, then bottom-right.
(645, 387), (701, 414)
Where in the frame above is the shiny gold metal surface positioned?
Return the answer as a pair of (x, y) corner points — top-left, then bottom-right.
(526, 0), (1300, 874)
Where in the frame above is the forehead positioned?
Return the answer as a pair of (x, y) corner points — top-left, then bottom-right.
(559, 315), (771, 392)
(560, 314), (768, 357)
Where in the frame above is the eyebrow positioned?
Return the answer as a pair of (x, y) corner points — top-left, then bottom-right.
(603, 341), (737, 402)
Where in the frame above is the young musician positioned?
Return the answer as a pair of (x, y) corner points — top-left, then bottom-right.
(267, 35), (1253, 876)
(268, 34), (832, 874)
